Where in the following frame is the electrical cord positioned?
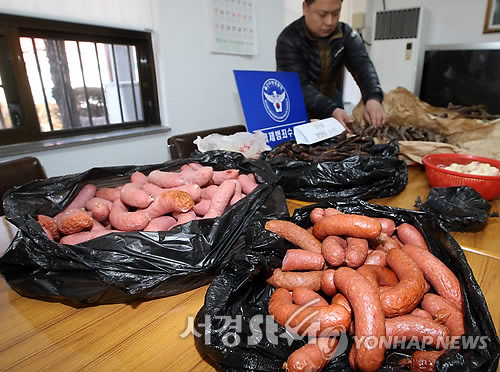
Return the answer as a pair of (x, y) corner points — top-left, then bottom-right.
(357, 29), (372, 47)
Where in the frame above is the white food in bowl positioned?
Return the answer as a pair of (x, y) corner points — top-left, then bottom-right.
(439, 161), (500, 177)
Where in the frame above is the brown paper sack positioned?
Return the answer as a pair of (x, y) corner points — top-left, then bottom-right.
(352, 87), (500, 161)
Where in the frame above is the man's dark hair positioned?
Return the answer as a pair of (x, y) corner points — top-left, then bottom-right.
(304, 0), (342, 4)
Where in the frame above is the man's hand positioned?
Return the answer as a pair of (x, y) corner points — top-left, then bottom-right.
(332, 108), (353, 133)
(363, 99), (388, 128)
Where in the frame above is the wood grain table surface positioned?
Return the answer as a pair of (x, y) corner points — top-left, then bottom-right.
(0, 166), (498, 372)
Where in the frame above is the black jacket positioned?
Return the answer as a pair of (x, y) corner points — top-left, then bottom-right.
(276, 17), (384, 119)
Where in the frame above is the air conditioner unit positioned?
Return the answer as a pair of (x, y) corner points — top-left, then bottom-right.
(370, 7), (428, 95)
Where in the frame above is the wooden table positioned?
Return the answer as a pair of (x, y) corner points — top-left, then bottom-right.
(0, 167), (498, 372)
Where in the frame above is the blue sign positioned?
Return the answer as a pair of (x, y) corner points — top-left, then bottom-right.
(234, 70), (309, 147)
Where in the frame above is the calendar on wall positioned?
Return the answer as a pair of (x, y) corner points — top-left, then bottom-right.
(209, 0), (258, 55)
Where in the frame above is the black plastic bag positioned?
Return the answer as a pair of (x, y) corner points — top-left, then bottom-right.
(415, 186), (498, 232)
(0, 151), (289, 306)
(262, 141), (408, 201)
(194, 200), (500, 372)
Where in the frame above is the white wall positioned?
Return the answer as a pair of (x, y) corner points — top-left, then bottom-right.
(0, 0), (498, 176)
(0, 0), (285, 176)
(153, 0), (284, 137)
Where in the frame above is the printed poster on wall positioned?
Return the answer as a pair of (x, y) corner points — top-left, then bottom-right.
(209, 0), (257, 55)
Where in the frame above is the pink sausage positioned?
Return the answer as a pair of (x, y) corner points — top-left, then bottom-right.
(109, 199), (150, 231)
(96, 187), (121, 202)
(212, 169), (239, 185)
(120, 182), (153, 209)
(147, 170), (185, 188)
(130, 171), (148, 185)
(55, 184), (97, 220)
(204, 180), (236, 218)
(144, 216), (177, 232)
(238, 174), (258, 194)
(281, 249), (325, 271)
(85, 197), (113, 222)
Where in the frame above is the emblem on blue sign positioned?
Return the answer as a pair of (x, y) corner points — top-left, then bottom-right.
(262, 78), (290, 122)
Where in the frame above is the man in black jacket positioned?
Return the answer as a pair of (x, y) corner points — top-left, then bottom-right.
(276, 0), (388, 128)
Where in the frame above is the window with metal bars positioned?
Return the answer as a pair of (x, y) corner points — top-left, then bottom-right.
(0, 13), (160, 147)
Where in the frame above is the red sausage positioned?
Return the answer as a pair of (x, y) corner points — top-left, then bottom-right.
(397, 223), (429, 250)
(334, 267), (386, 372)
(321, 236), (345, 267)
(368, 232), (401, 252)
(331, 293), (352, 315)
(320, 269), (337, 296)
(345, 237), (369, 268)
(37, 215), (60, 240)
(376, 218), (396, 235)
(265, 220), (322, 254)
(410, 307), (433, 320)
(421, 293), (465, 337)
(379, 248), (426, 317)
(56, 208), (93, 235)
(267, 269), (322, 292)
(385, 314), (450, 349)
(364, 250), (387, 266)
(409, 350), (447, 372)
(282, 249), (325, 271)
(309, 207), (343, 224)
(357, 264), (399, 293)
(313, 214), (382, 240)
(292, 287), (329, 307)
(309, 208), (325, 224)
(401, 244), (463, 311)
(284, 337), (339, 372)
(268, 288), (351, 337)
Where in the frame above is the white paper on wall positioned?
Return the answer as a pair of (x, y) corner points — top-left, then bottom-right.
(208, 0), (258, 55)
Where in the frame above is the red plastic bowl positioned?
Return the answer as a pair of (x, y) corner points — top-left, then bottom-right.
(422, 153), (500, 200)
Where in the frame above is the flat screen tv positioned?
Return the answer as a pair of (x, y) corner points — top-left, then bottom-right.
(419, 42), (500, 115)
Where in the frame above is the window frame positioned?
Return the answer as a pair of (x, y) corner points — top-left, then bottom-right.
(0, 13), (161, 147)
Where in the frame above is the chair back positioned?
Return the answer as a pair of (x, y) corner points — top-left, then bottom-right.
(167, 125), (247, 159)
(0, 156), (47, 216)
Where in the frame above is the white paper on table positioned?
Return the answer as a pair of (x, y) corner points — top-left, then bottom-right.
(293, 118), (345, 145)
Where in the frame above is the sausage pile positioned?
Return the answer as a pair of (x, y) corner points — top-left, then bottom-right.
(265, 208), (465, 372)
(264, 134), (375, 162)
(36, 163), (259, 245)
